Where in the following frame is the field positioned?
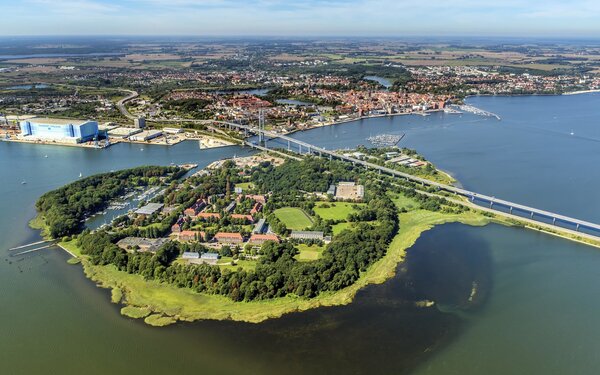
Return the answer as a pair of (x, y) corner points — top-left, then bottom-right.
(313, 202), (364, 221)
(273, 207), (313, 230)
(295, 244), (325, 262)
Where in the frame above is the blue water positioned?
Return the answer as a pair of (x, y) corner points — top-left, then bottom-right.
(1, 94), (600, 374)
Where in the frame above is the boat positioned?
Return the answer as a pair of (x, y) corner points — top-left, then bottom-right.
(79, 172), (83, 178)
(570, 130), (575, 136)
(44, 155), (48, 158)
(21, 181), (26, 185)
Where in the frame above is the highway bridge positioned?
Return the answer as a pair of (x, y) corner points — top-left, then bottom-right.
(193, 119), (600, 237)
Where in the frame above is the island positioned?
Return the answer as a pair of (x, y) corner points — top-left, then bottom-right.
(31, 150), (595, 326)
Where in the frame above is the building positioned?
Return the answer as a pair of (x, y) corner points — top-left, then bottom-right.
(290, 231), (324, 241)
(19, 117), (98, 144)
(197, 212), (221, 221)
(107, 127), (142, 139)
(134, 117), (146, 129)
(326, 184), (336, 196)
(250, 202), (263, 215)
(201, 253), (220, 265)
(224, 201), (237, 213)
(184, 200), (207, 217)
(178, 230), (205, 242)
(335, 182), (365, 201)
(171, 217), (186, 233)
(214, 232), (244, 244)
(117, 237), (168, 253)
(253, 218), (267, 234)
(248, 234), (280, 245)
(163, 127), (183, 134)
(129, 130), (162, 142)
(231, 214), (254, 223)
(134, 203), (164, 217)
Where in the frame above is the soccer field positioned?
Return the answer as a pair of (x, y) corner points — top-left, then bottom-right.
(273, 207), (313, 230)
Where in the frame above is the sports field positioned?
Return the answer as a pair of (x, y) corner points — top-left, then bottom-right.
(273, 207), (313, 230)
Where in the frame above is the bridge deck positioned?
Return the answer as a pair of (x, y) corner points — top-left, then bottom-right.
(214, 120), (600, 235)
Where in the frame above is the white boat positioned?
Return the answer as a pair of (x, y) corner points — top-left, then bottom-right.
(79, 172), (83, 178)
(21, 181), (26, 185)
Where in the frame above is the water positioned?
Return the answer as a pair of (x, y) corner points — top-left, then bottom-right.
(5, 84), (50, 90)
(212, 88), (270, 96)
(364, 75), (393, 89)
(276, 98), (313, 106)
(1, 93), (600, 374)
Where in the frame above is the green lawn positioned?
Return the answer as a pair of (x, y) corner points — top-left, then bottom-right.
(273, 207), (313, 230)
(332, 222), (353, 235)
(392, 194), (421, 211)
(314, 202), (364, 221)
(295, 244), (325, 262)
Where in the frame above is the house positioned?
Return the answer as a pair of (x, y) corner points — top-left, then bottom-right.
(178, 230), (206, 242)
(250, 202), (263, 215)
(184, 200), (207, 217)
(197, 212), (221, 221)
(290, 230), (324, 241)
(181, 251), (220, 265)
(246, 194), (267, 205)
(171, 217), (186, 233)
(248, 233), (280, 245)
(214, 232), (244, 244)
(231, 214), (254, 223)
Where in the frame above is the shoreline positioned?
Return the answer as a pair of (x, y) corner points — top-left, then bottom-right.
(58, 209), (491, 325)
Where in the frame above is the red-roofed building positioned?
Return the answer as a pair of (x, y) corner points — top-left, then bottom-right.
(248, 233), (280, 245)
(197, 212), (221, 220)
(250, 202), (263, 215)
(247, 194), (267, 204)
(178, 230), (206, 242)
(214, 232), (244, 244)
(231, 214), (254, 223)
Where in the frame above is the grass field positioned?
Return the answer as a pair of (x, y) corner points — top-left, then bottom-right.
(295, 244), (325, 262)
(273, 207), (313, 230)
(313, 202), (364, 221)
(392, 194), (421, 211)
(234, 182), (254, 191)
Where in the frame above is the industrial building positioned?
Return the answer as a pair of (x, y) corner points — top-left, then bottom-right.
(19, 117), (98, 144)
(129, 130), (163, 142)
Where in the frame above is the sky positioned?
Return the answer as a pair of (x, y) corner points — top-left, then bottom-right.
(1, 0), (600, 37)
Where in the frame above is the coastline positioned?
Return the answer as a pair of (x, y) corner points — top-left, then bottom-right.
(58, 208), (491, 326)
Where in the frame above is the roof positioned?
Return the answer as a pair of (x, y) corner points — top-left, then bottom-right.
(291, 230), (324, 237)
(214, 232), (243, 239)
(135, 203), (164, 216)
(249, 234), (279, 242)
(201, 253), (220, 260)
(182, 252), (200, 259)
(25, 117), (94, 126)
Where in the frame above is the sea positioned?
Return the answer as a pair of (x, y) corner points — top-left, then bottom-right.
(1, 93), (599, 374)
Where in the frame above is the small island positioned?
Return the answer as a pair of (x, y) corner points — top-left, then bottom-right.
(32, 152), (505, 326)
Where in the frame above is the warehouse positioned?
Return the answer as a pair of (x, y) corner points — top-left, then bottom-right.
(129, 130), (163, 142)
(19, 117), (98, 143)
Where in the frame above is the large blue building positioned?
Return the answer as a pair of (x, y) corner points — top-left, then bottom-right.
(20, 118), (98, 143)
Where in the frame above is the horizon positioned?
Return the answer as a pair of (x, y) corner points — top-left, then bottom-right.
(1, 0), (600, 38)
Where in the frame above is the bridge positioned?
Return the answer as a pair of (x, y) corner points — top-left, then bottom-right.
(179, 119), (600, 238)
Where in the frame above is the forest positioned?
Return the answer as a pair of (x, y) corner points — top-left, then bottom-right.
(75, 158), (400, 301)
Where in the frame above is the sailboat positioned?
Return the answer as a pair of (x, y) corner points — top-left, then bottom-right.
(79, 172), (83, 178)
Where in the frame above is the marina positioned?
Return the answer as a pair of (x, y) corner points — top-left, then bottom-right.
(366, 133), (404, 147)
